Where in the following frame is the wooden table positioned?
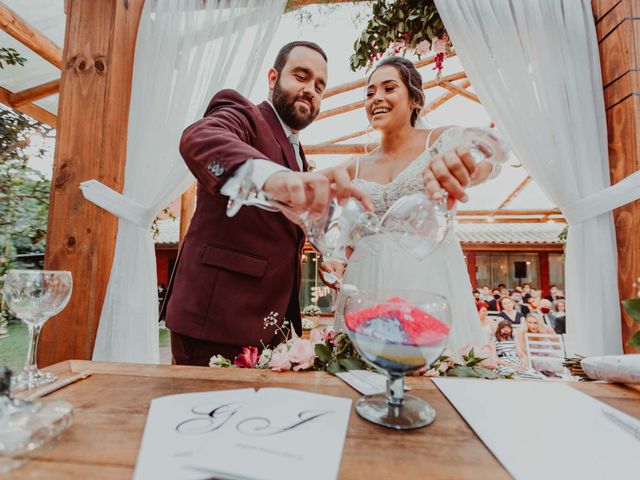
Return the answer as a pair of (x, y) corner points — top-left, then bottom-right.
(7, 360), (640, 479)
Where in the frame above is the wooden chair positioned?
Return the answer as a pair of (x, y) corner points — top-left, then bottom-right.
(524, 333), (567, 378)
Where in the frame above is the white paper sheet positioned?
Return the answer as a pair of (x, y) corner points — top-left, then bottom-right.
(335, 370), (387, 395)
(433, 379), (640, 480)
(133, 389), (256, 480)
(187, 388), (352, 480)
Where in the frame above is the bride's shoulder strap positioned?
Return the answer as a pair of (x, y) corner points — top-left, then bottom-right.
(344, 155), (361, 179)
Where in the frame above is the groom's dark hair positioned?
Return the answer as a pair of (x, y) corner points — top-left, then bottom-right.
(273, 41), (327, 73)
(369, 57), (425, 127)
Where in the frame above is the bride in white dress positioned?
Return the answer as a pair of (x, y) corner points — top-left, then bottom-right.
(321, 57), (496, 354)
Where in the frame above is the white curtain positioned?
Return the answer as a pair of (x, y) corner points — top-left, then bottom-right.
(80, 0), (286, 363)
(435, 0), (640, 356)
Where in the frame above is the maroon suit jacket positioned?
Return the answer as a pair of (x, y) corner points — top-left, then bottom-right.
(166, 89), (306, 347)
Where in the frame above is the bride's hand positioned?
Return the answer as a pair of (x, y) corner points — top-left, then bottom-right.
(422, 146), (479, 210)
(319, 259), (345, 290)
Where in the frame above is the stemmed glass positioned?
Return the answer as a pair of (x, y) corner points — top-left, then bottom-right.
(2, 270), (73, 391)
(379, 127), (509, 260)
(340, 289), (451, 430)
(225, 162), (380, 262)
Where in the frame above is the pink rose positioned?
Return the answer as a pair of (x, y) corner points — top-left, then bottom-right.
(459, 343), (498, 370)
(322, 329), (336, 343)
(424, 368), (440, 377)
(233, 346), (259, 368)
(309, 327), (327, 345)
(270, 347), (292, 372)
(415, 40), (430, 56)
(432, 36), (447, 54)
(288, 338), (316, 371)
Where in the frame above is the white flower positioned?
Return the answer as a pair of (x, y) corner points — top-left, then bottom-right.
(209, 355), (231, 368)
(257, 348), (273, 368)
(415, 40), (430, 55)
(303, 305), (321, 317)
(302, 318), (314, 330)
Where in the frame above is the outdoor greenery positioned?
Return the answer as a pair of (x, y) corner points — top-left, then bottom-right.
(0, 48), (51, 330)
(349, 0), (448, 71)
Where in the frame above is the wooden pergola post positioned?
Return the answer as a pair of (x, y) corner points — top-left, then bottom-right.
(39, 0), (145, 366)
(594, 0), (640, 352)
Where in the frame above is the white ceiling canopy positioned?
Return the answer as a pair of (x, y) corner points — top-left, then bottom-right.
(0, 1), (559, 218)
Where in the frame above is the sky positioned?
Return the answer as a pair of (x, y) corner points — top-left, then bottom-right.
(1, 1), (556, 212)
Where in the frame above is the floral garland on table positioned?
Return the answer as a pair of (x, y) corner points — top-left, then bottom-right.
(210, 322), (510, 379)
(349, 0), (452, 76)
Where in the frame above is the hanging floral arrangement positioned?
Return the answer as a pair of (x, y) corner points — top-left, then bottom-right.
(349, 0), (452, 76)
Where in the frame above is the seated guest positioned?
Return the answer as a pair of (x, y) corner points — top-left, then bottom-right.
(539, 298), (557, 330)
(491, 321), (544, 380)
(487, 288), (502, 311)
(517, 313), (555, 354)
(497, 296), (525, 325)
(553, 300), (566, 334)
(511, 292), (530, 316)
(477, 301), (497, 343)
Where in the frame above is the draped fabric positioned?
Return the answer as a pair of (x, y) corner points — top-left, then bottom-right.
(81, 0), (286, 363)
(435, 0), (640, 355)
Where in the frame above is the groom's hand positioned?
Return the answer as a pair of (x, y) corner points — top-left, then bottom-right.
(422, 146), (478, 210)
(264, 167), (372, 216)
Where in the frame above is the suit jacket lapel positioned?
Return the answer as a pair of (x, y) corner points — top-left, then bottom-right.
(257, 102), (300, 172)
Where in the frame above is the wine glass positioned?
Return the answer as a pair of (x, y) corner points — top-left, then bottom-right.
(380, 192), (454, 261)
(225, 162), (380, 262)
(2, 270), (73, 391)
(379, 127), (509, 261)
(340, 289), (451, 430)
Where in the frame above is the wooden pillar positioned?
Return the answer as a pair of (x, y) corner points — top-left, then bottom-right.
(39, 0), (145, 366)
(465, 251), (477, 290)
(539, 252), (550, 297)
(594, 0), (640, 352)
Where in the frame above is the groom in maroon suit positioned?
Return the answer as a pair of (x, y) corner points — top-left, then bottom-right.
(166, 42), (369, 365)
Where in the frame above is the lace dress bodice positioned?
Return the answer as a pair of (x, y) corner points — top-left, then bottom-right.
(353, 127), (461, 218)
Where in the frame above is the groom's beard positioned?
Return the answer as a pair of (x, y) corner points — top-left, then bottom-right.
(272, 80), (317, 131)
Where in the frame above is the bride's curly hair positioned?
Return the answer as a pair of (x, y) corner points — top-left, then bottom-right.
(368, 56), (425, 127)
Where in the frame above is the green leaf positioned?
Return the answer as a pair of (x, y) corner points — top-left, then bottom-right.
(628, 331), (640, 350)
(338, 358), (367, 371)
(622, 298), (640, 323)
(327, 360), (342, 374)
(446, 366), (480, 378)
(471, 367), (502, 379)
(314, 344), (332, 363)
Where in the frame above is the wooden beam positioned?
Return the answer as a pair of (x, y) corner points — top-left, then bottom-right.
(39, 0), (145, 366)
(9, 79), (60, 107)
(496, 176), (532, 210)
(322, 51), (457, 99)
(324, 128), (369, 145)
(457, 209), (562, 216)
(0, 86), (57, 127)
(316, 71), (466, 121)
(304, 143), (370, 155)
(425, 79), (471, 112)
(462, 243), (564, 252)
(179, 183), (197, 243)
(439, 80), (480, 103)
(456, 218), (566, 224)
(0, 2), (63, 69)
